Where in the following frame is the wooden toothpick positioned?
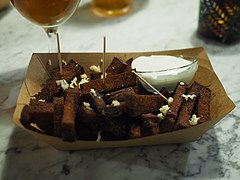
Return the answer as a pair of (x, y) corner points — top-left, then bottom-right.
(132, 70), (168, 101)
(56, 33), (63, 75)
(103, 36), (106, 84)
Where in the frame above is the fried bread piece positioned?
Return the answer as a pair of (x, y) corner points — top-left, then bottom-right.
(125, 93), (166, 117)
(159, 82), (188, 133)
(104, 87), (135, 104)
(103, 116), (128, 138)
(24, 99), (54, 135)
(129, 124), (141, 138)
(61, 93), (78, 142)
(103, 102), (126, 117)
(106, 57), (128, 75)
(51, 59), (84, 82)
(35, 80), (61, 102)
(194, 83), (211, 124)
(140, 113), (160, 136)
(53, 97), (64, 137)
(174, 82), (201, 130)
(82, 67), (136, 93)
(35, 59), (84, 101)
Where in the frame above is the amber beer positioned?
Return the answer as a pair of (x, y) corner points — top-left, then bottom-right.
(10, 0), (79, 27)
(92, 0), (132, 17)
(0, 0), (9, 11)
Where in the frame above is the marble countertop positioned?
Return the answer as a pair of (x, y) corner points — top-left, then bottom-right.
(0, 0), (240, 179)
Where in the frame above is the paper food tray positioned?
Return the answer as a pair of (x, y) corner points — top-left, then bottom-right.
(12, 47), (235, 150)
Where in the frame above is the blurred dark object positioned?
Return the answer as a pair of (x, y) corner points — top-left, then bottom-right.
(197, 0), (240, 44)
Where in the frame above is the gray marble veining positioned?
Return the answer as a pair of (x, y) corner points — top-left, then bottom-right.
(0, 0), (240, 179)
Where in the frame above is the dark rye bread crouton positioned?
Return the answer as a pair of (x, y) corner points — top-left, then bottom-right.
(159, 82), (188, 133)
(90, 72), (102, 80)
(75, 122), (99, 140)
(102, 102), (126, 117)
(35, 80), (61, 102)
(81, 78), (103, 92)
(102, 66), (136, 92)
(82, 67), (136, 93)
(35, 59), (84, 101)
(126, 58), (134, 66)
(20, 105), (31, 126)
(194, 84), (211, 124)
(51, 59), (85, 82)
(21, 99), (54, 134)
(63, 87), (81, 100)
(103, 116), (128, 138)
(106, 57), (128, 75)
(80, 89), (106, 114)
(61, 93), (78, 142)
(53, 97), (64, 137)
(174, 82), (202, 130)
(104, 87), (135, 104)
(140, 113), (160, 137)
(61, 103), (76, 141)
(78, 105), (104, 123)
(29, 99), (54, 123)
(129, 124), (141, 138)
(124, 93), (166, 117)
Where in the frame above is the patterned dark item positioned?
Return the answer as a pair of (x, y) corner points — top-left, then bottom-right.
(198, 0), (240, 43)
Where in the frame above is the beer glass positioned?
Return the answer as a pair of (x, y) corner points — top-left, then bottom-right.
(92, 0), (132, 17)
(10, 0), (80, 52)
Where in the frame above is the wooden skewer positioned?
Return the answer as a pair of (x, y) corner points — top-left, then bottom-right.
(132, 70), (168, 101)
(56, 33), (63, 75)
(103, 36), (106, 84)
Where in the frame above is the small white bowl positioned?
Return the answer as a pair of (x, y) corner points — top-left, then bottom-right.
(131, 55), (198, 92)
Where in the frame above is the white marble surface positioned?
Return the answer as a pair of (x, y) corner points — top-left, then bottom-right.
(0, 0), (240, 179)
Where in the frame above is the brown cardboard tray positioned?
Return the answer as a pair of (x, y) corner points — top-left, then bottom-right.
(12, 47), (235, 150)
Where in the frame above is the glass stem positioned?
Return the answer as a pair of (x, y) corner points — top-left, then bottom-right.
(44, 27), (58, 53)
(44, 27), (63, 75)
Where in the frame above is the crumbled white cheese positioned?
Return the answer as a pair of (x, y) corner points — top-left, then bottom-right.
(182, 94), (196, 101)
(100, 59), (103, 63)
(167, 97), (174, 105)
(56, 79), (69, 90)
(101, 73), (108, 79)
(56, 80), (62, 86)
(180, 82), (185, 85)
(80, 73), (88, 79)
(159, 105), (170, 115)
(157, 113), (164, 121)
(61, 80), (69, 90)
(48, 59), (52, 66)
(75, 64), (79, 67)
(38, 99), (45, 102)
(83, 102), (93, 111)
(78, 74), (89, 88)
(189, 114), (200, 126)
(79, 79), (89, 85)
(90, 65), (101, 73)
(96, 130), (102, 142)
(157, 104), (170, 121)
(90, 89), (97, 97)
(111, 100), (120, 107)
(62, 59), (67, 65)
(70, 77), (78, 88)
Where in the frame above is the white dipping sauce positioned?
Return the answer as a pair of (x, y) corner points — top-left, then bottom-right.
(131, 55), (198, 92)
